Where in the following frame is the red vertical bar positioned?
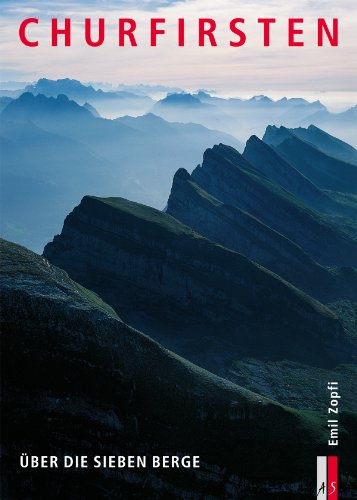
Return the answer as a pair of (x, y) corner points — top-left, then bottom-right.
(328, 456), (338, 499)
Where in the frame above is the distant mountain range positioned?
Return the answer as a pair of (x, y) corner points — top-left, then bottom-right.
(114, 82), (183, 97)
(2, 91), (92, 123)
(152, 91), (357, 146)
(151, 92), (233, 135)
(155, 92), (213, 109)
(301, 106), (357, 147)
(1, 78), (355, 145)
(24, 78), (154, 117)
(1, 93), (241, 251)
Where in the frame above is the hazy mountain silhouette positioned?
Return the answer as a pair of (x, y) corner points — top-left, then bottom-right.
(303, 105), (357, 128)
(114, 82), (183, 96)
(290, 124), (357, 166)
(152, 91), (335, 143)
(151, 92), (232, 133)
(24, 78), (154, 117)
(1, 94), (241, 251)
(4, 78), (354, 145)
(302, 106), (357, 147)
(0, 89), (23, 98)
(2, 92), (92, 124)
(155, 92), (213, 109)
(0, 119), (115, 251)
(0, 96), (13, 112)
(83, 101), (101, 117)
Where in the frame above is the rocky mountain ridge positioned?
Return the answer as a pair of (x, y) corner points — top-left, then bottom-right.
(43, 195), (353, 375)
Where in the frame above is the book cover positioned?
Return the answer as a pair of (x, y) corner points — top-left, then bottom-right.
(0, 1), (356, 498)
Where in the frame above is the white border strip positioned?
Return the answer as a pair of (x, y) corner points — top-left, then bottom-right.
(317, 456), (327, 499)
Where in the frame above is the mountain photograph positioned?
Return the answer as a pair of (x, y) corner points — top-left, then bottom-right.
(1, 72), (357, 497)
(1, 75), (357, 496)
(1, 0), (357, 495)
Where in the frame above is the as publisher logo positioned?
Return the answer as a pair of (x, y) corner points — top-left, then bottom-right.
(317, 456), (338, 498)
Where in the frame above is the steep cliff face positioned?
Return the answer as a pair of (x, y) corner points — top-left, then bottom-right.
(166, 168), (337, 299)
(263, 127), (357, 194)
(190, 144), (357, 267)
(43, 196), (352, 374)
(291, 125), (357, 166)
(243, 135), (357, 223)
(243, 135), (328, 209)
(277, 136), (357, 194)
(263, 125), (294, 147)
(5, 238), (356, 498)
(265, 124), (357, 166)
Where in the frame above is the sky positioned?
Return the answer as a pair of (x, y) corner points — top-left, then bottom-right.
(0, 0), (356, 108)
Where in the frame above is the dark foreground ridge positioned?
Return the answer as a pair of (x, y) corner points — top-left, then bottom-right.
(1, 239), (357, 497)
